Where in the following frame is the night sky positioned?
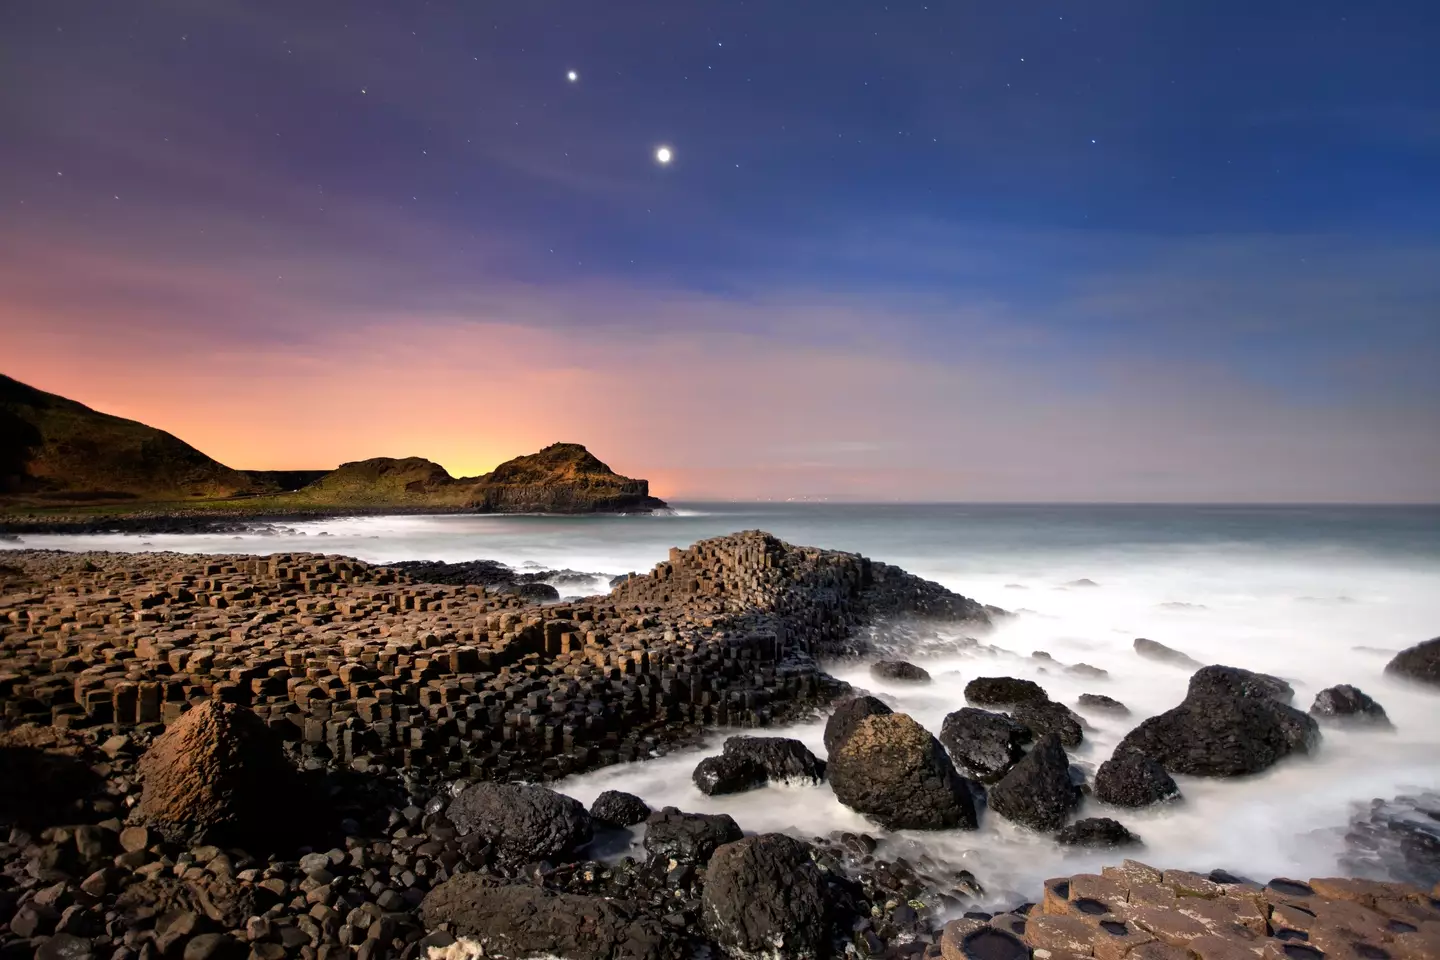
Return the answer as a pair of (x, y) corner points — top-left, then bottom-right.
(3, 1), (1438, 501)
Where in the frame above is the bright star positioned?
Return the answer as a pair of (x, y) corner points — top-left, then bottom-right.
(655, 146), (673, 165)
(567, 70), (578, 82)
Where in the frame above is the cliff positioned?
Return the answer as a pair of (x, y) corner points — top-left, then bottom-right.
(461, 442), (668, 514)
(0, 373), (256, 504)
(0, 373), (666, 521)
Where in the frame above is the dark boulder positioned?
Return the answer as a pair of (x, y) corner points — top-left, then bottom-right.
(1114, 694), (1320, 777)
(938, 708), (1031, 783)
(1188, 664), (1294, 703)
(1310, 685), (1392, 728)
(136, 702), (298, 847)
(870, 660), (932, 683)
(1077, 693), (1130, 715)
(1094, 749), (1181, 808)
(1057, 818), (1143, 848)
(643, 807), (742, 865)
(988, 733), (1081, 833)
(964, 676), (1048, 707)
(693, 754), (768, 796)
(445, 782), (592, 867)
(1385, 637), (1440, 689)
(723, 736), (826, 784)
(702, 834), (829, 959)
(421, 873), (684, 960)
(822, 695), (893, 755)
(1012, 699), (1086, 748)
(590, 790), (651, 827)
(1133, 637), (1201, 668)
(829, 713), (978, 830)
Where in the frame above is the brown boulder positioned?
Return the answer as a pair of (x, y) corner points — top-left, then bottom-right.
(137, 701), (296, 846)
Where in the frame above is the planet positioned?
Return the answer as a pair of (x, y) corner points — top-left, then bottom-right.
(567, 70), (578, 82)
(655, 146), (673, 164)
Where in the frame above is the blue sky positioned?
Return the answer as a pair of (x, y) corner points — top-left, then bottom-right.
(2, 0), (1437, 499)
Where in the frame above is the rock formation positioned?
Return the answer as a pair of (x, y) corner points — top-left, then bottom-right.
(828, 713), (979, 830)
(444, 782), (592, 867)
(643, 808), (743, 865)
(938, 707), (1030, 784)
(822, 696), (893, 755)
(135, 701), (296, 846)
(702, 834), (830, 959)
(0, 372), (257, 503)
(588, 790), (651, 827)
(987, 733), (1081, 832)
(1114, 664), (1320, 777)
(421, 874), (685, 960)
(1385, 636), (1440, 688)
(1310, 684), (1392, 727)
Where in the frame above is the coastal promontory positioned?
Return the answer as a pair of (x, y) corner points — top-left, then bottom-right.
(0, 372), (667, 527)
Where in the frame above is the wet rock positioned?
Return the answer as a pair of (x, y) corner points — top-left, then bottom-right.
(422, 873), (685, 960)
(942, 925), (1029, 960)
(1011, 699), (1085, 748)
(822, 695), (893, 755)
(1094, 748), (1182, 808)
(1114, 692), (1319, 777)
(1385, 637), (1440, 688)
(1056, 817), (1142, 848)
(938, 708), (1031, 783)
(829, 713), (979, 830)
(964, 677), (1048, 707)
(643, 807), (742, 865)
(1077, 693), (1130, 715)
(1309, 685), (1392, 728)
(1340, 791), (1440, 889)
(1188, 664), (1294, 703)
(988, 733), (1080, 833)
(870, 660), (932, 683)
(136, 701), (297, 847)
(693, 753), (768, 796)
(723, 735), (826, 784)
(445, 782), (592, 867)
(702, 834), (829, 959)
(1133, 637), (1201, 668)
(590, 790), (651, 828)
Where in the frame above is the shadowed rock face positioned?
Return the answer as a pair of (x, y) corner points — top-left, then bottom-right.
(462, 442), (669, 513)
(939, 707), (1031, 784)
(421, 874), (687, 960)
(0, 372), (256, 502)
(1386, 637), (1440, 688)
(988, 733), (1081, 833)
(702, 834), (830, 960)
(1094, 748), (1182, 808)
(445, 782), (592, 867)
(136, 701), (298, 847)
(1114, 689), (1319, 777)
(830, 713), (979, 830)
(1310, 684), (1392, 727)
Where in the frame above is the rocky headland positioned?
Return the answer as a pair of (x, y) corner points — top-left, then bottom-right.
(0, 532), (1437, 960)
(1, 372), (668, 529)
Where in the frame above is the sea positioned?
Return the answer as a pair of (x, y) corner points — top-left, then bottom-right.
(10, 503), (1440, 905)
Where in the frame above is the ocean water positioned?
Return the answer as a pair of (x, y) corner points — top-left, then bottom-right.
(10, 504), (1440, 905)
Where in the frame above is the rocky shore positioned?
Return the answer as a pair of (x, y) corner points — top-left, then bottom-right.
(1, 532), (1438, 959)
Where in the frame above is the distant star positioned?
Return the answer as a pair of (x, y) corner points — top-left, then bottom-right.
(567, 70), (578, 82)
(655, 146), (673, 165)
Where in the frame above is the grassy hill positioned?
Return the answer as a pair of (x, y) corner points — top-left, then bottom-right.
(0, 374), (667, 523)
(0, 373), (258, 504)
